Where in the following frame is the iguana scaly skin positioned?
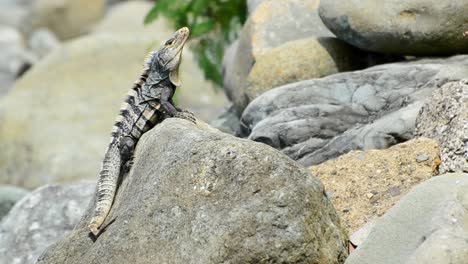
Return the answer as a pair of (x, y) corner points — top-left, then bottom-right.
(88, 27), (195, 236)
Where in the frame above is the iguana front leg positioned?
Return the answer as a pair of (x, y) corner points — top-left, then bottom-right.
(161, 87), (196, 123)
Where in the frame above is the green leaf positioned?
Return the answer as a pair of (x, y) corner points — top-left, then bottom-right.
(144, 3), (162, 25)
(191, 21), (215, 37)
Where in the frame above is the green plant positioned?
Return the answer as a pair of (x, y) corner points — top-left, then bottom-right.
(144, 0), (247, 87)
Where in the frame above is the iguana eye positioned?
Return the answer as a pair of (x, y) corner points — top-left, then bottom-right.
(165, 38), (175, 46)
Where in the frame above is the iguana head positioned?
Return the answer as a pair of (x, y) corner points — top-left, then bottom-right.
(148, 27), (190, 87)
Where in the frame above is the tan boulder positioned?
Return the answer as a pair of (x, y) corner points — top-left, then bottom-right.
(23, 0), (105, 40)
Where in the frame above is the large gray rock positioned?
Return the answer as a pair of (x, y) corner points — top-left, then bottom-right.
(0, 182), (94, 264)
(239, 55), (468, 167)
(345, 173), (468, 264)
(319, 0), (468, 55)
(415, 80), (468, 173)
(223, 0), (334, 115)
(37, 119), (348, 264)
(0, 185), (28, 220)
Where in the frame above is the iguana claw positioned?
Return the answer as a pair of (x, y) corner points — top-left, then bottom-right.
(174, 109), (196, 123)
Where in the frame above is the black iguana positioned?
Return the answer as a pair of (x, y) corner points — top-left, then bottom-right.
(88, 27), (195, 236)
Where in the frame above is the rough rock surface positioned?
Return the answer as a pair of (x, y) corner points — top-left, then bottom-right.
(239, 55), (468, 167)
(38, 119), (348, 264)
(345, 173), (468, 264)
(0, 185), (28, 220)
(415, 80), (468, 173)
(0, 182), (94, 264)
(319, 0), (468, 55)
(245, 37), (398, 103)
(310, 138), (440, 233)
(223, 0), (334, 115)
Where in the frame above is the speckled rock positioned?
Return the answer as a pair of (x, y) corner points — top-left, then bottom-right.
(245, 37), (398, 103)
(0, 182), (94, 264)
(310, 138), (440, 233)
(223, 0), (334, 115)
(319, 0), (468, 55)
(345, 173), (468, 264)
(239, 55), (468, 167)
(37, 119), (348, 264)
(415, 80), (468, 173)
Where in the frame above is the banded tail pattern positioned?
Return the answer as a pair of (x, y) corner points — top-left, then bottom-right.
(88, 52), (161, 236)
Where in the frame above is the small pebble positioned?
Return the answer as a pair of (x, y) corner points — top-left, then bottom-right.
(366, 193), (374, 199)
(370, 195), (380, 204)
(416, 153), (429, 162)
(387, 186), (401, 197)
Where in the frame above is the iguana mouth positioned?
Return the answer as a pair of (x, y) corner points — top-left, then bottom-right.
(174, 27), (190, 54)
(165, 27), (189, 65)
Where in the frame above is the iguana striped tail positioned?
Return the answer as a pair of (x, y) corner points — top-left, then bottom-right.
(88, 142), (122, 236)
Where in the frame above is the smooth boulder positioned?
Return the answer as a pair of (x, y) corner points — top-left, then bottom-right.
(319, 0), (468, 55)
(22, 0), (105, 40)
(239, 55), (468, 167)
(37, 119), (348, 264)
(345, 173), (468, 264)
(0, 182), (94, 264)
(415, 80), (468, 173)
